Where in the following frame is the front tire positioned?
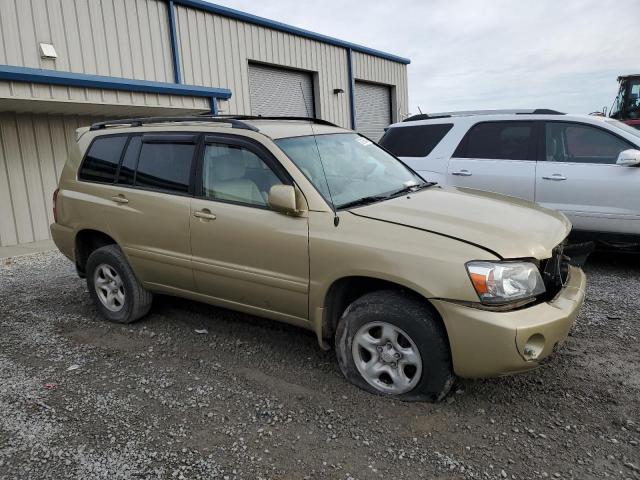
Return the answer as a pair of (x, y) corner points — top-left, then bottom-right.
(335, 290), (454, 402)
(86, 245), (153, 324)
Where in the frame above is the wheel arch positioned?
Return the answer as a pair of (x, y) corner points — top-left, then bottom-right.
(321, 275), (450, 348)
(74, 229), (118, 277)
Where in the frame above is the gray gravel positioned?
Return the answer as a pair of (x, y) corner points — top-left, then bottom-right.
(0, 250), (638, 479)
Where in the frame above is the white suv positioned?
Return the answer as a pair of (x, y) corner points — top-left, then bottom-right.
(380, 110), (640, 243)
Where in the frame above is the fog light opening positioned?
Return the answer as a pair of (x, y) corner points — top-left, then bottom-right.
(523, 333), (545, 361)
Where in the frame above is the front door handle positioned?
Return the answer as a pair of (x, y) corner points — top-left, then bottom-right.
(110, 194), (129, 204)
(451, 169), (472, 177)
(542, 174), (567, 181)
(193, 209), (216, 220)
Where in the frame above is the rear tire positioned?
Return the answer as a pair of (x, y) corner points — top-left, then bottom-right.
(86, 244), (153, 324)
(335, 290), (454, 402)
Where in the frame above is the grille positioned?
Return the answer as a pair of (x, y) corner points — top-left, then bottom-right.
(540, 242), (570, 300)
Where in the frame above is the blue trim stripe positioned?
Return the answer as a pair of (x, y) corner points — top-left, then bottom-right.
(167, 0), (182, 83)
(346, 49), (356, 129)
(172, 0), (410, 65)
(0, 65), (231, 99)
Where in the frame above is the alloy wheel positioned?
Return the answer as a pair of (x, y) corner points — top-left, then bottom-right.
(93, 264), (125, 312)
(351, 321), (422, 394)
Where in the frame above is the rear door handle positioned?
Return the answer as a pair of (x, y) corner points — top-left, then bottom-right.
(451, 169), (472, 177)
(110, 194), (129, 204)
(542, 174), (567, 181)
(193, 209), (216, 220)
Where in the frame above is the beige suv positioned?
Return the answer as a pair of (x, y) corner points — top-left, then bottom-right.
(51, 116), (586, 401)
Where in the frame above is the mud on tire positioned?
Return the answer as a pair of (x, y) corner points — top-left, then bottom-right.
(86, 244), (153, 324)
(335, 289), (454, 402)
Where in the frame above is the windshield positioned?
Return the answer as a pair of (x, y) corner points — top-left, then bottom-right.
(275, 133), (425, 208)
(606, 119), (640, 140)
(610, 83), (625, 118)
(628, 80), (640, 119)
(610, 79), (640, 120)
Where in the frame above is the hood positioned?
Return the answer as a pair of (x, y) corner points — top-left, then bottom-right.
(351, 186), (571, 260)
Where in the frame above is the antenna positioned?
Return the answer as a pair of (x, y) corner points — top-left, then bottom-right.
(417, 106), (423, 114)
(298, 82), (340, 226)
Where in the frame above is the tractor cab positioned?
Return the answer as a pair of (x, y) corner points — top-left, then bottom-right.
(610, 74), (640, 129)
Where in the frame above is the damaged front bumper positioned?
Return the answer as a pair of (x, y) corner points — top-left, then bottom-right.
(431, 266), (586, 378)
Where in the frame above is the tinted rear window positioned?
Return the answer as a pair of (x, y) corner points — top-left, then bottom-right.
(455, 121), (535, 160)
(79, 136), (128, 183)
(380, 123), (454, 157)
(116, 136), (142, 186)
(135, 143), (195, 194)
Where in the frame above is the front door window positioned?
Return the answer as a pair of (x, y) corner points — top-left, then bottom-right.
(545, 122), (632, 164)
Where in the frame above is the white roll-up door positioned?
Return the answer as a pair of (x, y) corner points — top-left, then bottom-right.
(355, 81), (391, 140)
(248, 63), (315, 117)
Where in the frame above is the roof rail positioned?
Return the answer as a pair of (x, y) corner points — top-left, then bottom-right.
(206, 114), (340, 128)
(402, 113), (451, 122)
(519, 109), (565, 115)
(402, 109), (565, 122)
(89, 116), (259, 132)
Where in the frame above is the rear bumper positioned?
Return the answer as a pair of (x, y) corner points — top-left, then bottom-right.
(432, 266), (586, 378)
(50, 223), (75, 262)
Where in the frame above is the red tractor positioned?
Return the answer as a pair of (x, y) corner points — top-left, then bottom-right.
(609, 74), (640, 129)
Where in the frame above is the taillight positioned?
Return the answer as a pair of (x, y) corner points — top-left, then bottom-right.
(53, 188), (59, 223)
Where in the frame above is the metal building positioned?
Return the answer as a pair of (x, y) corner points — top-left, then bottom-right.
(0, 0), (410, 247)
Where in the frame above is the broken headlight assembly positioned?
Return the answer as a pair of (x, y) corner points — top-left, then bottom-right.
(466, 261), (546, 306)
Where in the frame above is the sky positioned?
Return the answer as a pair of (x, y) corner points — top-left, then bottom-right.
(208, 0), (639, 116)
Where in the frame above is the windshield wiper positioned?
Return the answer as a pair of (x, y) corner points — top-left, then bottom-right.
(338, 182), (437, 210)
(386, 181), (437, 198)
(338, 195), (390, 209)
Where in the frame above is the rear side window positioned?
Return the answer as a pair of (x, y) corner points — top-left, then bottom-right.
(380, 124), (454, 157)
(454, 121), (535, 160)
(135, 142), (196, 194)
(79, 136), (128, 183)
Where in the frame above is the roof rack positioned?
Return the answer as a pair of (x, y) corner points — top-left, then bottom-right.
(402, 109), (565, 122)
(89, 116), (259, 132)
(205, 114), (340, 128)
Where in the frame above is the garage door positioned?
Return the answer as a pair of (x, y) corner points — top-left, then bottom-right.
(0, 112), (102, 247)
(248, 63), (315, 117)
(355, 81), (391, 140)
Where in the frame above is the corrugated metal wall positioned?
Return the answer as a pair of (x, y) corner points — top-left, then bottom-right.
(0, 112), (101, 247)
(352, 51), (409, 123)
(0, 0), (409, 125)
(0, 0), (410, 247)
(0, 0), (174, 82)
(174, 5), (352, 127)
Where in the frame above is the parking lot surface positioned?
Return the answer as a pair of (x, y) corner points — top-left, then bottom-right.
(1, 250), (638, 480)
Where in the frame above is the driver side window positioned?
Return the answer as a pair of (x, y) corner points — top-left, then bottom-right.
(202, 143), (281, 207)
(545, 122), (632, 164)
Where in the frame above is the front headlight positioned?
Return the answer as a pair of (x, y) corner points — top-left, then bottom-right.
(466, 261), (545, 305)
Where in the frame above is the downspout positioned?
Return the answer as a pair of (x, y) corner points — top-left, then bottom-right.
(347, 48), (356, 130)
(167, 0), (182, 84)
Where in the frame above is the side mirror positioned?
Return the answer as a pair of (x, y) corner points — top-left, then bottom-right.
(617, 149), (640, 167)
(268, 184), (299, 214)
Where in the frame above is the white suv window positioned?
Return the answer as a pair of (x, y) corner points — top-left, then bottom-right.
(455, 121), (535, 160)
(545, 122), (632, 164)
(380, 124), (453, 157)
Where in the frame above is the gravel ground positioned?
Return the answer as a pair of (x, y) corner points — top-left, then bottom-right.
(0, 250), (638, 480)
